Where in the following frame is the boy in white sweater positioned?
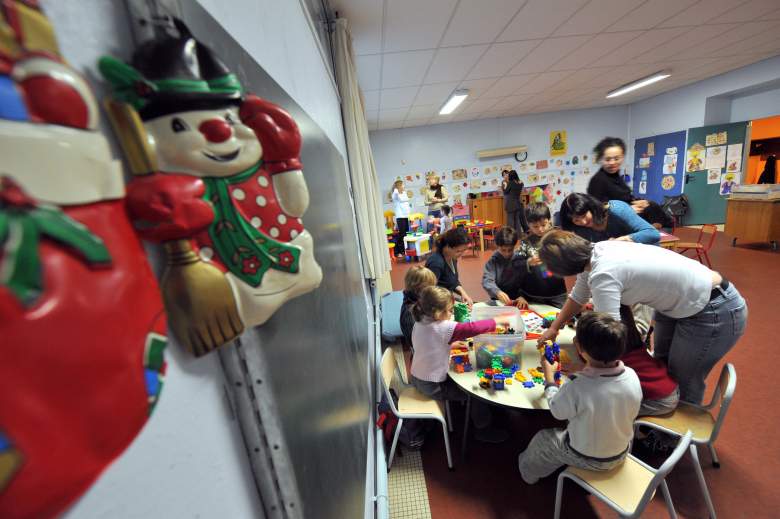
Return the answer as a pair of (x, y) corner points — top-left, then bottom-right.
(518, 312), (642, 484)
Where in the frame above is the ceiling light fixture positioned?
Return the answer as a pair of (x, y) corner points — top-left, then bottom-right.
(606, 71), (670, 98)
(439, 89), (469, 115)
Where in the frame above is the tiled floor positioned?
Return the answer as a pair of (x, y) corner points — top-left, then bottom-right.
(388, 449), (432, 519)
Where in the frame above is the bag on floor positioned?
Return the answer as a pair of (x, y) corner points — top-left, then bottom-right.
(377, 389), (429, 451)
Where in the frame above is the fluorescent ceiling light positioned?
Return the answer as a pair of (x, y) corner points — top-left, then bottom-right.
(606, 72), (670, 98)
(439, 89), (469, 115)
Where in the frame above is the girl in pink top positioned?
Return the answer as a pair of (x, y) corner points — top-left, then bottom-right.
(410, 286), (510, 443)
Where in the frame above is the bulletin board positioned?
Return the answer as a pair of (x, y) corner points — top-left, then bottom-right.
(632, 131), (686, 203)
(684, 122), (748, 224)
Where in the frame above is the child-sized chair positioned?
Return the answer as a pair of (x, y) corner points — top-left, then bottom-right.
(675, 224), (717, 268)
(635, 363), (736, 519)
(380, 348), (453, 470)
(554, 431), (693, 519)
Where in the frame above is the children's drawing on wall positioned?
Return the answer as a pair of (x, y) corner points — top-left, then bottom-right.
(470, 167), (480, 177)
(638, 170), (648, 195)
(452, 168), (468, 180)
(717, 131), (727, 145)
(535, 160), (548, 170)
(726, 143), (742, 173)
(550, 130), (567, 156)
(706, 133), (717, 146)
(663, 153), (677, 175)
(452, 183), (462, 193)
(571, 155), (579, 165)
(661, 175), (676, 191)
(707, 169), (721, 184)
(706, 145), (726, 170)
(470, 179), (482, 190)
(638, 156), (650, 168)
(647, 142), (655, 156)
(720, 172), (738, 195)
(686, 144), (705, 172)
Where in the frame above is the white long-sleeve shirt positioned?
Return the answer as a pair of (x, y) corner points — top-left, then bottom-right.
(545, 362), (641, 459)
(392, 188), (410, 219)
(569, 240), (713, 319)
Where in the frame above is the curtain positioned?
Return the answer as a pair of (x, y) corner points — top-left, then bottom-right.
(333, 18), (391, 280)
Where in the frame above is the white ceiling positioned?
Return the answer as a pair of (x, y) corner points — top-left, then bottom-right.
(332, 0), (780, 130)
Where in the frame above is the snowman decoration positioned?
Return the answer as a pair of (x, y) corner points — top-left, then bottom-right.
(100, 20), (322, 355)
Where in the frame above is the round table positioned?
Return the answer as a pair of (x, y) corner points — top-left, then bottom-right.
(449, 303), (579, 457)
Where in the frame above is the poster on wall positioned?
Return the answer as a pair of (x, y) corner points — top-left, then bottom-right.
(726, 143), (743, 173)
(719, 172), (739, 195)
(705, 146), (726, 169)
(686, 144), (706, 172)
(707, 169), (721, 184)
(634, 131), (686, 202)
(550, 130), (567, 156)
(662, 153), (678, 175)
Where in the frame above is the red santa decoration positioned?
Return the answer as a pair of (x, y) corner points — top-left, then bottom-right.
(100, 19), (323, 356)
(0, 2), (167, 518)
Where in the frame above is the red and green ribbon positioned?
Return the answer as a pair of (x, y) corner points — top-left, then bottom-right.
(203, 164), (300, 287)
(0, 177), (112, 306)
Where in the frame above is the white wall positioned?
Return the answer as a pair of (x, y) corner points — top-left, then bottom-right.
(196, 0), (347, 159)
(370, 105), (628, 213)
(730, 87), (780, 123)
(37, 1), (348, 518)
(628, 56), (780, 140)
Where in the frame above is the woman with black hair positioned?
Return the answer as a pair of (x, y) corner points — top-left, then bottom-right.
(559, 193), (660, 244)
(424, 228), (474, 308)
(503, 170), (527, 232)
(588, 137), (672, 227)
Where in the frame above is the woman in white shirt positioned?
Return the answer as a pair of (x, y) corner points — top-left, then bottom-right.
(536, 230), (747, 405)
(391, 180), (411, 257)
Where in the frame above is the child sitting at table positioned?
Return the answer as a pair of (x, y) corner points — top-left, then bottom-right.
(518, 312), (641, 484)
(411, 286), (510, 443)
(482, 226), (525, 305)
(439, 205), (453, 233)
(517, 203), (567, 307)
(400, 266), (437, 348)
(619, 305), (679, 416)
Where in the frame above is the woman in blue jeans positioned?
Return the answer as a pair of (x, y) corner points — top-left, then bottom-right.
(536, 230), (747, 404)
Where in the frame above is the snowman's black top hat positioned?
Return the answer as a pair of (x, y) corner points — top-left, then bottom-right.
(99, 19), (243, 120)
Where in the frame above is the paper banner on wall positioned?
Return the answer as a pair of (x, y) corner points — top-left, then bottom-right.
(663, 154), (677, 175)
(707, 168), (721, 184)
(550, 130), (567, 156)
(686, 144), (706, 172)
(717, 131), (727, 145)
(719, 171), (739, 195)
(661, 175), (676, 191)
(705, 145), (726, 169)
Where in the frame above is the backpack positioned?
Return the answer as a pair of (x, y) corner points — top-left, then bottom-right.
(376, 389), (430, 451)
(662, 194), (689, 225)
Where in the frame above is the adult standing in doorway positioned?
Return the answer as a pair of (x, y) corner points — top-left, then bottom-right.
(503, 170), (527, 233)
(391, 179), (410, 257)
(425, 175), (449, 232)
(425, 228), (474, 308)
(536, 230), (747, 405)
(588, 137), (671, 228)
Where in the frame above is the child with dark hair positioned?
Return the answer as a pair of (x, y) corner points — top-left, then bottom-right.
(516, 203), (567, 308)
(439, 205), (453, 233)
(481, 226), (523, 306)
(517, 312), (642, 484)
(619, 305), (679, 416)
(559, 193), (660, 244)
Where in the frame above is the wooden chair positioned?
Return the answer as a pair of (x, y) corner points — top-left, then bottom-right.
(635, 363), (737, 519)
(554, 431), (693, 519)
(380, 348), (453, 470)
(675, 224), (717, 267)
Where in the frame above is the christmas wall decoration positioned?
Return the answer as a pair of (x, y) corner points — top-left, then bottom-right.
(100, 19), (322, 356)
(0, 2), (167, 518)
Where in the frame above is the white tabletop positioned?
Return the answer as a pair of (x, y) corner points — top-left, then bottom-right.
(448, 303), (580, 410)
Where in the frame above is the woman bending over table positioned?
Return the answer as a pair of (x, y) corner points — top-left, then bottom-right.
(536, 230), (747, 405)
(425, 228), (474, 308)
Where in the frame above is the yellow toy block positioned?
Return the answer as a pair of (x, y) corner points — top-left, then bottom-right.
(514, 372), (527, 382)
(505, 378), (513, 385)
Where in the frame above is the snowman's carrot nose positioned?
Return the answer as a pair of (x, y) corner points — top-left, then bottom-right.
(199, 119), (232, 143)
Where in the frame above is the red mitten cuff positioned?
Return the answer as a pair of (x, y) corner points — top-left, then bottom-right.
(265, 159), (303, 175)
(126, 174), (214, 242)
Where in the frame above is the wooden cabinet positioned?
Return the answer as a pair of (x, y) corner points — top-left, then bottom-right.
(469, 196), (505, 226)
(724, 199), (780, 249)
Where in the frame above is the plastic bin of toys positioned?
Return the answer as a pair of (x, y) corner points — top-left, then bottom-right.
(469, 306), (526, 370)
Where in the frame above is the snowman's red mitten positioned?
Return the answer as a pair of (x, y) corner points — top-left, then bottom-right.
(126, 174), (214, 242)
(239, 95), (302, 174)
